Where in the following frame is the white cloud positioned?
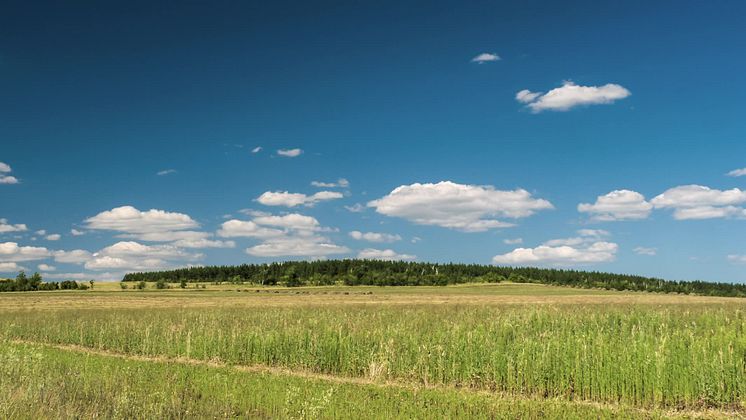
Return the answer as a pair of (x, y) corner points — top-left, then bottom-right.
(503, 238), (523, 245)
(53, 249), (93, 264)
(349, 231), (402, 243)
(45, 234), (61, 241)
(471, 53), (500, 63)
(634, 247), (657, 256)
(257, 191), (343, 207)
(493, 230), (617, 265)
(221, 212), (348, 258)
(516, 81), (630, 112)
(0, 176), (19, 184)
(70, 229), (85, 236)
(0, 162), (19, 184)
(515, 90), (541, 104)
(578, 190), (652, 221)
(0, 219), (28, 233)
(651, 185), (746, 220)
(728, 255), (746, 264)
(345, 203), (366, 213)
(84, 241), (202, 271)
(246, 237), (349, 258)
(217, 220), (284, 239)
(368, 181), (553, 232)
(0, 242), (51, 262)
(251, 146), (263, 153)
(95, 241), (197, 259)
(36, 230), (46, 236)
(727, 168), (746, 177)
(157, 169), (177, 176)
(85, 256), (170, 271)
(0, 262), (23, 272)
(252, 214), (322, 230)
(172, 239), (235, 249)
(86, 206), (199, 234)
(311, 178), (350, 188)
(357, 248), (416, 261)
(277, 148), (303, 157)
(38, 263), (56, 271)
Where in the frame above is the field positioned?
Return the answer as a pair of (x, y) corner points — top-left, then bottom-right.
(1, 282), (744, 418)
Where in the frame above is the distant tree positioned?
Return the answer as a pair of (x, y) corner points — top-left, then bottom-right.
(29, 272), (43, 289)
(89, 280), (95, 289)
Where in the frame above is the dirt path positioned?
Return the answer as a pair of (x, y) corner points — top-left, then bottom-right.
(9, 338), (742, 419)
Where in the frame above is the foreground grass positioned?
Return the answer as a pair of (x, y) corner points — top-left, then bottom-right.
(0, 285), (744, 417)
(0, 341), (705, 419)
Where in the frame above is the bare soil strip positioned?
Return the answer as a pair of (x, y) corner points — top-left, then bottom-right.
(10, 338), (742, 419)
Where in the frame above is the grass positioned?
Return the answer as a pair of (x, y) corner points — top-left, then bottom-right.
(0, 283), (744, 418)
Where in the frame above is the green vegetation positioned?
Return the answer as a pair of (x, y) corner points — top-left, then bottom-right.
(0, 271), (84, 292)
(1, 341), (664, 419)
(0, 283), (743, 418)
(123, 260), (746, 297)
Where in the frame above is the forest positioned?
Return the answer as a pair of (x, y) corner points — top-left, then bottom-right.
(123, 260), (746, 297)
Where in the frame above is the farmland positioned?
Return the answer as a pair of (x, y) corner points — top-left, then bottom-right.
(1, 282), (744, 418)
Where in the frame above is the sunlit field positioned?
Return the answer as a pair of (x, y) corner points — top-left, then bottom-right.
(1, 283), (744, 418)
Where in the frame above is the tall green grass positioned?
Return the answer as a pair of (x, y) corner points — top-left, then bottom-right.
(0, 341), (658, 419)
(2, 304), (744, 410)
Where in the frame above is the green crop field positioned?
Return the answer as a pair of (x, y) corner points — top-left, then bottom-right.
(1, 283), (744, 419)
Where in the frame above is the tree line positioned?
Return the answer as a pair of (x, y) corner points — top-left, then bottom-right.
(0, 271), (88, 292)
(122, 260), (746, 297)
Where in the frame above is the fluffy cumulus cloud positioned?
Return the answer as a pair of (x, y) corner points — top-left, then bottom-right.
(70, 229), (85, 236)
(257, 190), (343, 207)
(53, 249), (93, 264)
(219, 213), (349, 258)
(492, 230), (618, 266)
(516, 81), (630, 112)
(503, 238), (523, 245)
(727, 168), (746, 177)
(0, 162), (19, 184)
(247, 237), (349, 258)
(368, 181), (553, 232)
(0, 262), (23, 272)
(45, 234), (61, 241)
(0, 218), (28, 233)
(277, 148), (303, 157)
(357, 248), (416, 261)
(349, 231), (402, 243)
(38, 263), (56, 271)
(311, 178), (350, 188)
(651, 185), (746, 220)
(84, 205), (229, 248)
(86, 206), (199, 234)
(84, 241), (202, 271)
(578, 190), (653, 221)
(471, 53), (500, 63)
(0, 242), (51, 262)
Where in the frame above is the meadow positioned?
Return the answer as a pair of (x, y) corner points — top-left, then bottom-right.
(0, 282), (744, 418)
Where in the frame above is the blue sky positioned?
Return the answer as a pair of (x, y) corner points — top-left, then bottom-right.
(2, 0), (746, 282)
